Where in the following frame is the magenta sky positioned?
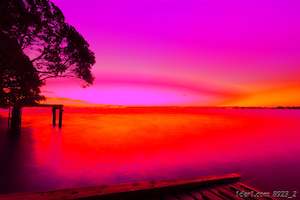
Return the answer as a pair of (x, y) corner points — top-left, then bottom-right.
(45, 0), (300, 106)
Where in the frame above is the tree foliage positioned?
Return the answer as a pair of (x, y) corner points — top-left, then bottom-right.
(0, 32), (44, 107)
(0, 0), (95, 107)
(1, 0), (96, 86)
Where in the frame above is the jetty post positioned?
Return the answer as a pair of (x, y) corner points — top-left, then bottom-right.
(58, 106), (63, 128)
(10, 106), (22, 131)
(52, 107), (57, 126)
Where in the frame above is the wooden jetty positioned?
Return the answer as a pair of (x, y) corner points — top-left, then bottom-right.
(7, 104), (64, 129)
(32, 104), (64, 128)
(0, 173), (276, 200)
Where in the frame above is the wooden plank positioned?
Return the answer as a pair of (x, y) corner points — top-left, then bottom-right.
(230, 183), (276, 200)
(229, 184), (258, 200)
(175, 193), (196, 200)
(213, 186), (243, 200)
(201, 190), (225, 200)
(189, 191), (204, 200)
(230, 183), (250, 192)
(235, 183), (276, 200)
(235, 182), (258, 191)
(0, 173), (240, 200)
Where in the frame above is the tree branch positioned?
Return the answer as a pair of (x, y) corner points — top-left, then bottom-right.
(36, 70), (53, 74)
(61, 57), (71, 68)
(40, 74), (74, 81)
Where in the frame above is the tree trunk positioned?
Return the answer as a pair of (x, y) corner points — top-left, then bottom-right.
(10, 106), (22, 131)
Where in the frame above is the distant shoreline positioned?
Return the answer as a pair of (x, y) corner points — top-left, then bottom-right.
(1, 105), (300, 110)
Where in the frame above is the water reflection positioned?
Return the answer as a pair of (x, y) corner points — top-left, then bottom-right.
(0, 127), (34, 193)
(0, 108), (300, 194)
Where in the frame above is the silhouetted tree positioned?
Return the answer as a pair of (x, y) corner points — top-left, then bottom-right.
(0, 0), (96, 86)
(0, 33), (43, 107)
(0, 32), (44, 130)
(0, 0), (95, 130)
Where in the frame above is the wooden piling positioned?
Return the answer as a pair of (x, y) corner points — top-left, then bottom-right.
(8, 106), (11, 128)
(58, 107), (63, 128)
(52, 107), (57, 126)
(10, 106), (22, 131)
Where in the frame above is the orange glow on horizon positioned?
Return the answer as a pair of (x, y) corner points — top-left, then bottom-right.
(43, 82), (300, 107)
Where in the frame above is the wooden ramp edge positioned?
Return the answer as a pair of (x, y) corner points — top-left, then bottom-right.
(0, 173), (240, 200)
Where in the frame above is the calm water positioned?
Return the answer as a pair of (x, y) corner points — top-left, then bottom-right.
(0, 107), (299, 194)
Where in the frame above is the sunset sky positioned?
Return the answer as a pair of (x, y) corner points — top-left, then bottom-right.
(44, 0), (300, 106)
